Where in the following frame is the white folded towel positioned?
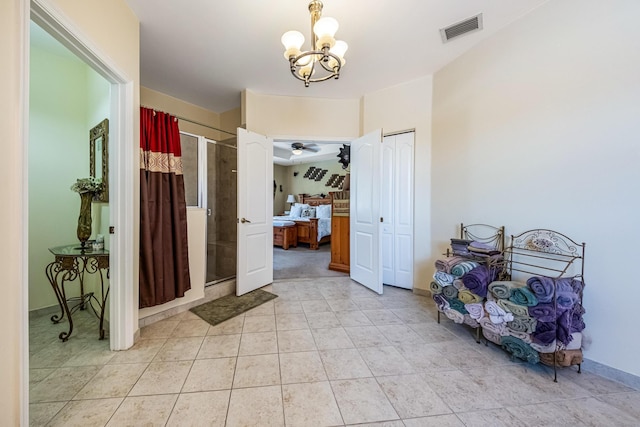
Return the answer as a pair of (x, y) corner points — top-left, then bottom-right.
(464, 303), (485, 321)
(479, 317), (507, 335)
(484, 301), (514, 324)
(444, 308), (465, 324)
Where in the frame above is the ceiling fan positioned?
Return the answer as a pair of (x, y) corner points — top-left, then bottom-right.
(291, 142), (319, 156)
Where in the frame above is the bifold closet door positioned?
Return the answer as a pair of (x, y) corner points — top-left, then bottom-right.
(381, 132), (414, 289)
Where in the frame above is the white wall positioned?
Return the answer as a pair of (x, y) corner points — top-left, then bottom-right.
(244, 90), (360, 138)
(432, 0), (640, 376)
(362, 76), (433, 292)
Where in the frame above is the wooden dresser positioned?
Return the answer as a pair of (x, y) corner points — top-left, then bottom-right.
(328, 191), (350, 273)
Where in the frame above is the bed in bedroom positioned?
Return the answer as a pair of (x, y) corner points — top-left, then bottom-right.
(273, 194), (332, 250)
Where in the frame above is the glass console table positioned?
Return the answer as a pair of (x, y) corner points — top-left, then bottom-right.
(46, 244), (110, 341)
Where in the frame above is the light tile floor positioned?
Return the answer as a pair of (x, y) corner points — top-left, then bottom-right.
(30, 277), (640, 426)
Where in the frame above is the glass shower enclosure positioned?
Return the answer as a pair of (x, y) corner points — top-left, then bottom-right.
(180, 132), (237, 285)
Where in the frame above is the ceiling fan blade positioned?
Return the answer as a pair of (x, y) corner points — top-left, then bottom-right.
(304, 144), (320, 152)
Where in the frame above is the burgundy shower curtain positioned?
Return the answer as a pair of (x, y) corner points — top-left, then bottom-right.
(139, 107), (191, 308)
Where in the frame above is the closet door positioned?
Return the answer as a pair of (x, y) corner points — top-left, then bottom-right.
(381, 132), (414, 289)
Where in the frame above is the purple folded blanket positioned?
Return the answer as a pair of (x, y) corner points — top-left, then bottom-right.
(527, 276), (554, 303)
(528, 303), (562, 322)
(461, 265), (496, 298)
(532, 321), (556, 346)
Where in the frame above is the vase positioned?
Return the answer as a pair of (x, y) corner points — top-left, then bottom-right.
(77, 192), (93, 249)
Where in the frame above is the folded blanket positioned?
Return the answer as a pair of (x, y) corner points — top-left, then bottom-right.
(444, 308), (465, 324)
(451, 261), (480, 278)
(435, 256), (468, 273)
(505, 328), (532, 343)
(528, 303), (561, 323)
(556, 310), (573, 346)
(447, 298), (469, 315)
(539, 349), (583, 367)
(501, 335), (539, 364)
(555, 290), (579, 312)
(497, 299), (529, 318)
(465, 303), (485, 321)
(458, 289), (482, 304)
(461, 265), (493, 298)
(453, 279), (466, 290)
(507, 315), (537, 334)
(482, 328), (503, 345)
(509, 287), (539, 307)
(532, 321), (556, 346)
(463, 314), (480, 328)
(526, 276), (555, 303)
(484, 301), (514, 324)
(442, 285), (459, 299)
(488, 281), (525, 299)
(429, 281), (443, 295)
(434, 271), (457, 287)
(570, 304), (586, 333)
(432, 294), (449, 311)
(479, 317), (507, 335)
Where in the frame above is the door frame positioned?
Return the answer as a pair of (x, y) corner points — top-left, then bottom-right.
(23, 2), (136, 422)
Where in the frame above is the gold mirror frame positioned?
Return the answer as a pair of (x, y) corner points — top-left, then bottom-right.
(90, 118), (109, 202)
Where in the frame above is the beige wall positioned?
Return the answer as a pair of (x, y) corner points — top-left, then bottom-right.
(1, 1), (27, 423)
(273, 164), (288, 215)
(244, 90), (360, 138)
(361, 76), (433, 293)
(432, 0), (640, 376)
(141, 86), (238, 142)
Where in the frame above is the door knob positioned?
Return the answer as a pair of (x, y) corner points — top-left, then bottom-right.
(240, 218), (251, 223)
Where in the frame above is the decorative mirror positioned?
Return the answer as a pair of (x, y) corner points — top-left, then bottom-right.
(90, 118), (109, 202)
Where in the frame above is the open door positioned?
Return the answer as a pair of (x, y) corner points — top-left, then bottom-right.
(236, 128), (273, 296)
(350, 130), (383, 294)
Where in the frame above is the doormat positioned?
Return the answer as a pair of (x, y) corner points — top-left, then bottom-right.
(190, 289), (278, 327)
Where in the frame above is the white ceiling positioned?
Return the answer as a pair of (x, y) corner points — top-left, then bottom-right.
(124, 0), (549, 114)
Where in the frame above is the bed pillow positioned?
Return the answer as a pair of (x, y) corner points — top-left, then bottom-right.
(289, 205), (303, 217)
(316, 204), (332, 219)
(294, 203), (310, 209)
(301, 207), (316, 218)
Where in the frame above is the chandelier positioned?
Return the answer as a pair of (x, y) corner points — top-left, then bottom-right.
(281, 0), (348, 87)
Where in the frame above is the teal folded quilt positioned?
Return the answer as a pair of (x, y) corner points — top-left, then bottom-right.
(501, 335), (539, 364)
(509, 287), (539, 307)
(450, 261), (480, 278)
(447, 297), (469, 315)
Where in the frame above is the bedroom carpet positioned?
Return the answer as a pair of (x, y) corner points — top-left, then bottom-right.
(273, 244), (347, 280)
(190, 289), (278, 327)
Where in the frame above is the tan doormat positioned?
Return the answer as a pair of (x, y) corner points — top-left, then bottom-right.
(190, 289), (278, 326)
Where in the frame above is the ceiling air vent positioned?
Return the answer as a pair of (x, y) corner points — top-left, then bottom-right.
(440, 13), (483, 43)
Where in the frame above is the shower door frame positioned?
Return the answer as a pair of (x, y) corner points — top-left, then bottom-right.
(180, 131), (238, 286)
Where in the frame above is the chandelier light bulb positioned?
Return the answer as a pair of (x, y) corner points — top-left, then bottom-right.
(281, 31), (305, 50)
(313, 17), (339, 39)
(330, 40), (348, 58)
(292, 149), (303, 155)
(299, 63), (315, 78)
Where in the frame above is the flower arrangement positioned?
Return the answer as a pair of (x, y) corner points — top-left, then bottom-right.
(70, 177), (104, 195)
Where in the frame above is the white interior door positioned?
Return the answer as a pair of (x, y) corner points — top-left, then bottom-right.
(391, 132), (414, 288)
(236, 128), (273, 295)
(350, 130), (383, 294)
(381, 137), (395, 285)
